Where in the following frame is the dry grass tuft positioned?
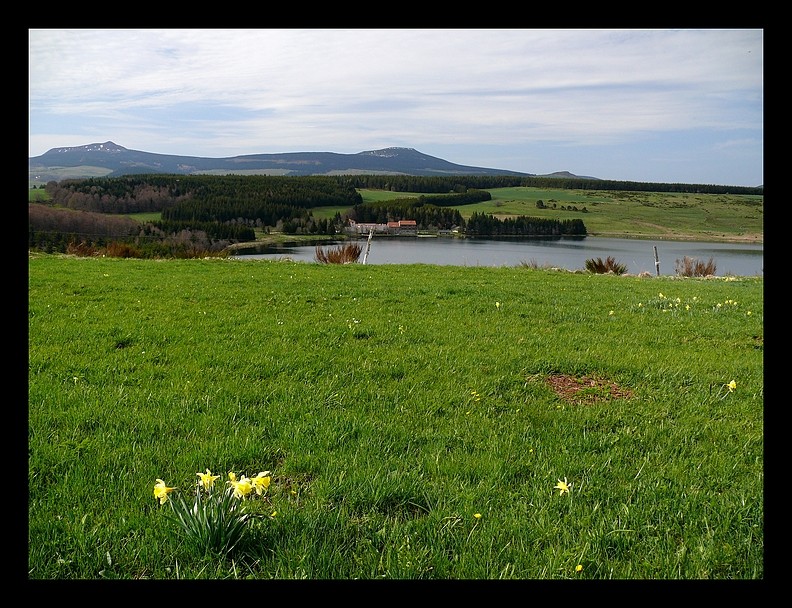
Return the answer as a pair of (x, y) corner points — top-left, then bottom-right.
(584, 256), (627, 275)
(674, 256), (716, 277)
(315, 243), (363, 264)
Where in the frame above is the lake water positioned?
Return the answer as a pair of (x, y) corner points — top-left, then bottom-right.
(232, 236), (764, 277)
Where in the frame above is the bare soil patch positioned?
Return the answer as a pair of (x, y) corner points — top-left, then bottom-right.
(546, 374), (634, 405)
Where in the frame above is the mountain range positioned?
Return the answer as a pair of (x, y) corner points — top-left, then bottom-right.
(28, 141), (598, 183)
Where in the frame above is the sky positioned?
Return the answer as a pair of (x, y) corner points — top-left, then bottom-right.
(28, 28), (763, 187)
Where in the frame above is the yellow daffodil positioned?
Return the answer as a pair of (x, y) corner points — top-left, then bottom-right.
(576, 564), (583, 572)
(728, 380), (737, 392)
(554, 477), (571, 496)
(252, 471), (272, 495)
(154, 467), (280, 556)
(197, 468), (220, 491)
(229, 474), (253, 499)
(154, 479), (176, 504)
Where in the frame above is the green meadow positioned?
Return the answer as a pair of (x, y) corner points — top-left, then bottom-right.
(28, 253), (763, 579)
(310, 187), (763, 243)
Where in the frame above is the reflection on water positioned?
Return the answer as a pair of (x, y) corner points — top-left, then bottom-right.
(233, 236), (763, 277)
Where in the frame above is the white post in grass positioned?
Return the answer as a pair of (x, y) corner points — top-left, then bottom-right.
(362, 228), (374, 264)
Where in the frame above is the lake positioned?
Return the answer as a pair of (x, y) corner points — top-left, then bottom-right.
(232, 236), (764, 277)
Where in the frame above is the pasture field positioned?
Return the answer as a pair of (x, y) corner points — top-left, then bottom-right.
(325, 188), (763, 244)
(28, 254), (763, 579)
(27, 188), (50, 202)
(434, 188), (762, 243)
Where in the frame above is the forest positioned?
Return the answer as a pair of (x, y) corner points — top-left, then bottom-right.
(30, 173), (752, 258)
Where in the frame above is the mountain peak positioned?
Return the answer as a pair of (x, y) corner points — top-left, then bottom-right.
(48, 141), (127, 154)
(358, 147), (418, 158)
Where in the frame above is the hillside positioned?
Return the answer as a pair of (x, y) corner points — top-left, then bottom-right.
(28, 141), (599, 183)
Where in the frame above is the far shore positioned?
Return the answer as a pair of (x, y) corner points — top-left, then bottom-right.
(586, 231), (762, 245)
(226, 230), (763, 252)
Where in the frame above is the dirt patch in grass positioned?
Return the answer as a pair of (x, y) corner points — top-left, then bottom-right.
(546, 374), (634, 405)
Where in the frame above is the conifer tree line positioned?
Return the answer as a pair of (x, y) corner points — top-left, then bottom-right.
(31, 171), (750, 257)
(338, 174), (762, 196)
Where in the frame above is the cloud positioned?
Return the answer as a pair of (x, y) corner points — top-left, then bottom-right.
(28, 28), (763, 186)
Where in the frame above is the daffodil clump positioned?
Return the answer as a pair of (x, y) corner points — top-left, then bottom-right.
(153, 468), (273, 556)
(636, 293), (752, 317)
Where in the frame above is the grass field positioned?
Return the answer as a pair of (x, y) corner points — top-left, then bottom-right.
(28, 253), (763, 579)
(293, 187), (764, 244)
(479, 188), (763, 243)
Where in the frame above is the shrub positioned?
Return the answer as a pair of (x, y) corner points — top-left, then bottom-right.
(65, 241), (101, 257)
(584, 256), (627, 275)
(675, 256), (716, 277)
(105, 241), (143, 258)
(518, 259), (555, 270)
(315, 242), (363, 264)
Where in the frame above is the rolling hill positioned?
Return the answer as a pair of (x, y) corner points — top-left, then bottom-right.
(28, 141), (598, 183)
